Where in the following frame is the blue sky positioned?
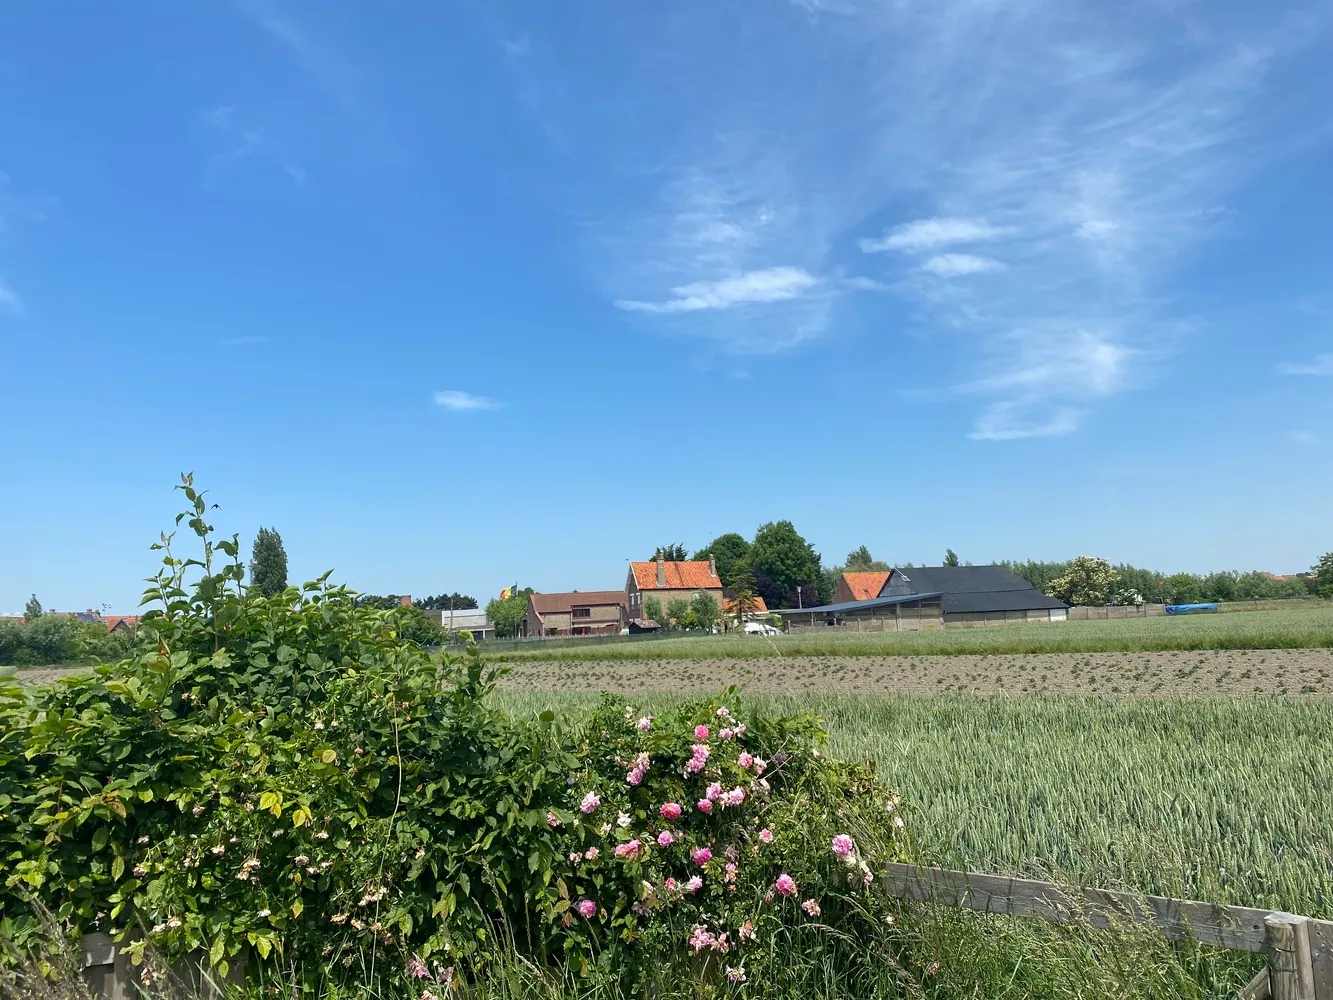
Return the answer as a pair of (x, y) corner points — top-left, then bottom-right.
(2, 0), (1331, 614)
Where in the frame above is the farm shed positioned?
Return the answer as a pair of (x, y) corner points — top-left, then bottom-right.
(880, 565), (1069, 627)
(775, 592), (946, 633)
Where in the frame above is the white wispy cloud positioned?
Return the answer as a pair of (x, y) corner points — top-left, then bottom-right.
(860, 218), (1012, 254)
(0, 280), (20, 313)
(921, 253), (1002, 277)
(202, 106), (305, 187)
(569, 0), (1325, 423)
(434, 390), (499, 412)
(970, 403), (1081, 442)
(1281, 353), (1333, 376)
(616, 267), (817, 313)
(1289, 429), (1319, 446)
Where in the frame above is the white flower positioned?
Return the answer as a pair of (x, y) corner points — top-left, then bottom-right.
(257, 909), (271, 918)
(616, 812), (631, 829)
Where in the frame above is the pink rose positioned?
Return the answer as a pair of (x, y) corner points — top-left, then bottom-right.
(580, 792), (601, 814)
(705, 782), (723, 801)
(657, 830), (676, 847)
(665, 877), (678, 892)
(696, 798), (713, 815)
(686, 876), (704, 894)
(691, 847), (712, 866)
(758, 828), (773, 844)
(719, 728), (735, 740)
(694, 725), (710, 740)
(831, 834), (854, 857)
(774, 873), (797, 896)
(577, 899), (597, 918)
(659, 802), (683, 821)
(737, 752), (754, 769)
(614, 839), (642, 861)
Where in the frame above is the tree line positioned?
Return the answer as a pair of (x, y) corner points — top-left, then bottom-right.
(1005, 553), (1331, 606)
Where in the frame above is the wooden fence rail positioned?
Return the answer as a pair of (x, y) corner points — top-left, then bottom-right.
(881, 863), (1333, 1000)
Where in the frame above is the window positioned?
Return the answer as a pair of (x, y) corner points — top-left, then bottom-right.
(572, 607), (591, 618)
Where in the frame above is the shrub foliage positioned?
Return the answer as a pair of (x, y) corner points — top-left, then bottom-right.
(0, 477), (905, 992)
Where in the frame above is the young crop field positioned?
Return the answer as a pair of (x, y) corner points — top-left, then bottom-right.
(498, 647), (1333, 697)
(494, 691), (1333, 922)
(489, 606), (1333, 662)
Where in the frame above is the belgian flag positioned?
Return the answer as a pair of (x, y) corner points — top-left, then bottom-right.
(499, 585), (516, 600)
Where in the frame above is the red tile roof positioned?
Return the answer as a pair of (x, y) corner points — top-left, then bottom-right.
(630, 561), (721, 591)
(723, 596), (769, 614)
(841, 572), (889, 601)
(104, 615), (141, 631)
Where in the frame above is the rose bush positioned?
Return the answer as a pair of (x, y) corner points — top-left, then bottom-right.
(0, 478), (907, 993)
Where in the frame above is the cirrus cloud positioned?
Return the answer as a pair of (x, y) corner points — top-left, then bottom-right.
(615, 266), (817, 313)
(433, 390), (499, 412)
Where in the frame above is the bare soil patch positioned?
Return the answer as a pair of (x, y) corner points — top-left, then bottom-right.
(499, 647), (1333, 698)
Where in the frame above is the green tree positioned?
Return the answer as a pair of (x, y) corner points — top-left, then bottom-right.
(844, 546), (890, 572)
(250, 527), (288, 598)
(485, 587), (531, 638)
(943, 549), (960, 567)
(415, 592), (479, 611)
(642, 595), (664, 625)
(665, 598), (691, 629)
(727, 563), (759, 629)
(749, 521), (823, 610)
(652, 544), (688, 562)
(689, 591), (720, 632)
(1046, 556), (1119, 607)
(1200, 571), (1238, 604)
(1312, 552), (1333, 599)
(693, 533), (751, 585)
(1164, 573), (1202, 605)
(23, 595), (42, 621)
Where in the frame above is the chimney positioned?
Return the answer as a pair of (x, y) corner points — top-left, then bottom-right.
(400, 595), (412, 607)
(656, 556), (666, 588)
(708, 554), (717, 579)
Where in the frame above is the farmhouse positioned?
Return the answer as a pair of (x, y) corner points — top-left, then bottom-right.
(626, 556), (724, 620)
(525, 591), (627, 637)
(780, 565), (1068, 631)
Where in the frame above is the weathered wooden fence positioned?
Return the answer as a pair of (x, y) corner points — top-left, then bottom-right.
(882, 863), (1333, 1000)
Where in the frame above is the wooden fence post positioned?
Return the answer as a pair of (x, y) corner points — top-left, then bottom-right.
(1267, 913), (1316, 1000)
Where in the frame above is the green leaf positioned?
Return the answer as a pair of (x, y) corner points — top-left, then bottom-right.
(111, 856), (125, 882)
(209, 936), (225, 968)
(290, 898), (304, 918)
(92, 827), (109, 852)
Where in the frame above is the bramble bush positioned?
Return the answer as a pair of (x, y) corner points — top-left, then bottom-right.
(0, 477), (908, 994)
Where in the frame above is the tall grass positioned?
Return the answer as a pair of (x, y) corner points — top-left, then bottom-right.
(486, 608), (1333, 662)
